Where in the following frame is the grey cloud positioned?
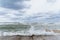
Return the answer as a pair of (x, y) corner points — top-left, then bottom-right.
(0, 0), (29, 10)
(0, 12), (7, 15)
(47, 0), (56, 3)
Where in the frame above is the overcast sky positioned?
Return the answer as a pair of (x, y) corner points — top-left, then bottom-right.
(0, 0), (60, 23)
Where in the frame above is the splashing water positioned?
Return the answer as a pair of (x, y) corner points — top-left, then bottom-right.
(0, 22), (59, 36)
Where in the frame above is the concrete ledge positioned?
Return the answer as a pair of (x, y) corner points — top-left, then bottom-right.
(0, 35), (60, 40)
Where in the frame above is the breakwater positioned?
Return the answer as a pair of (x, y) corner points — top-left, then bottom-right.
(0, 35), (60, 40)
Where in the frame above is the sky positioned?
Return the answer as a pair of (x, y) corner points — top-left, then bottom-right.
(0, 0), (60, 23)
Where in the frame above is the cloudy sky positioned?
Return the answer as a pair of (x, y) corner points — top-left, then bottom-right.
(0, 0), (60, 23)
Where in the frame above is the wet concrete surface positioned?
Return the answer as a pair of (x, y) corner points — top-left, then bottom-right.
(0, 35), (60, 40)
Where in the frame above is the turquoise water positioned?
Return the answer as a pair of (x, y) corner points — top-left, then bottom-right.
(0, 23), (60, 36)
(0, 22), (60, 32)
(0, 23), (31, 32)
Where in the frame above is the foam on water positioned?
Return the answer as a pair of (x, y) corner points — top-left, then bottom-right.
(0, 30), (58, 36)
(0, 22), (60, 36)
(0, 26), (59, 36)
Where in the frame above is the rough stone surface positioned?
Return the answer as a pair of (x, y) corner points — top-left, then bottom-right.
(0, 35), (60, 40)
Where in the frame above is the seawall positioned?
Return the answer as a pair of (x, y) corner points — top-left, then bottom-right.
(0, 35), (60, 40)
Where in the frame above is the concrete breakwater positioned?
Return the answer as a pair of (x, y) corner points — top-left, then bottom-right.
(0, 35), (60, 40)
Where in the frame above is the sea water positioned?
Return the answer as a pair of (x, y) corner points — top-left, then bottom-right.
(0, 22), (60, 36)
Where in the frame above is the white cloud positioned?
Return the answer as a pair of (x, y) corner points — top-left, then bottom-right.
(23, 0), (60, 16)
(0, 0), (60, 22)
(0, 7), (20, 22)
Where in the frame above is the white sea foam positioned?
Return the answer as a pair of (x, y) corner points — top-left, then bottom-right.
(0, 22), (60, 36)
(0, 29), (59, 36)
